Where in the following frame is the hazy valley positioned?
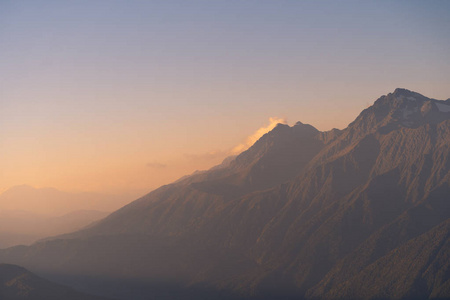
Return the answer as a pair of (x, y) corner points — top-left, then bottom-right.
(0, 185), (143, 248)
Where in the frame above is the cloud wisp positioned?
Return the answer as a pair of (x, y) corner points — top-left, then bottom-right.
(231, 117), (287, 154)
(184, 150), (227, 161)
(145, 117), (286, 179)
(146, 162), (167, 169)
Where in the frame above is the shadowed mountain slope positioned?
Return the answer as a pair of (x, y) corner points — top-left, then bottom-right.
(311, 219), (450, 300)
(1, 89), (449, 300)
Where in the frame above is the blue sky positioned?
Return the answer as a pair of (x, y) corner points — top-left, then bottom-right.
(1, 0), (450, 193)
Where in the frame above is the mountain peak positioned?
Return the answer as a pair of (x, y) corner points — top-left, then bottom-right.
(348, 89), (450, 135)
(392, 88), (415, 96)
(391, 88), (431, 100)
(273, 122), (290, 129)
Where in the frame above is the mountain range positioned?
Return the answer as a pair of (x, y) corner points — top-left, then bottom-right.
(1, 89), (449, 300)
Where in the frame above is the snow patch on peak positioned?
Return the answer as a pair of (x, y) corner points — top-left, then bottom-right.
(436, 102), (450, 113)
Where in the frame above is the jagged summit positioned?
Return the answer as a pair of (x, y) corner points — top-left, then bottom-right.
(391, 87), (423, 97)
(348, 89), (450, 136)
(270, 122), (290, 131)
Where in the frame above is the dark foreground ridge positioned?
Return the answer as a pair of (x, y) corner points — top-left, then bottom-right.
(0, 263), (108, 300)
(1, 89), (450, 300)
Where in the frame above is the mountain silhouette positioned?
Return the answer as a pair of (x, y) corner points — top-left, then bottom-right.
(1, 89), (449, 300)
(0, 264), (108, 300)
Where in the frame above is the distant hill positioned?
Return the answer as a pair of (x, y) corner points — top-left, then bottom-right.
(0, 185), (136, 248)
(0, 210), (109, 248)
(1, 89), (449, 300)
(0, 264), (108, 300)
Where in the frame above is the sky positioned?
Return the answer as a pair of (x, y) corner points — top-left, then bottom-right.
(1, 0), (450, 197)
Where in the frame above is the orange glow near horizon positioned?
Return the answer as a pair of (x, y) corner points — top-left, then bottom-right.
(1, 0), (450, 203)
(0, 117), (299, 196)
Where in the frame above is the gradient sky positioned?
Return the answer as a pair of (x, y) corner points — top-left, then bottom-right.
(1, 0), (450, 196)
